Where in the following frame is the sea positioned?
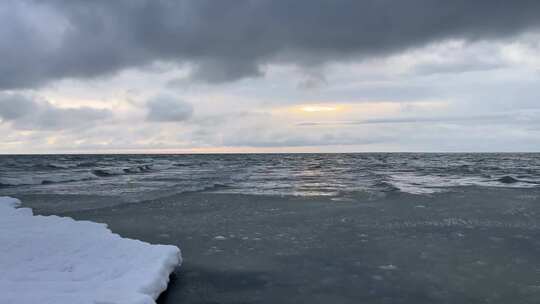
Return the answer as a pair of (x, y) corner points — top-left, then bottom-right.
(1, 153), (539, 207)
(2, 153), (540, 303)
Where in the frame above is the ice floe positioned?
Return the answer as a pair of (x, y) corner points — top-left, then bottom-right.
(0, 196), (181, 304)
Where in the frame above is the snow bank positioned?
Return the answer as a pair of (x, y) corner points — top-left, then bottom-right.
(0, 196), (181, 304)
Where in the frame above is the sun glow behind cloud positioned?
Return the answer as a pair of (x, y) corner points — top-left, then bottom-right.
(300, 105), (339, 112)
(277, 101), (450, 123)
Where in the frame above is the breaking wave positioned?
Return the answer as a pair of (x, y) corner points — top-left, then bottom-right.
(0, 173), (98, 187)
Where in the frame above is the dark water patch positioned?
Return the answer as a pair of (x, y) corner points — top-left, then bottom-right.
(124, 164), (153, 173)
(199, 183), (230, 192)
(374, 181), (401, 193)
(157, 266), (270, 304)
(91, 165), (155, 177)
(498, 176), (520, 184)
(92, 169), (121, 177)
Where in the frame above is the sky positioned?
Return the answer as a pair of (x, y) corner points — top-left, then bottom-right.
(1, 0), (540, 153)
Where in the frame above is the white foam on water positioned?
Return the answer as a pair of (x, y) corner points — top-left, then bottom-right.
(0, 196), (181, 304)
(387, 173), (539, 195)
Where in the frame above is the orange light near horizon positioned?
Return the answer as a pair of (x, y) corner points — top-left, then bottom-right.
(299, 105), (340, 113)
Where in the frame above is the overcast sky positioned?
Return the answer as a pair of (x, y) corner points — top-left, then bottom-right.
(1, 0), (540, 153)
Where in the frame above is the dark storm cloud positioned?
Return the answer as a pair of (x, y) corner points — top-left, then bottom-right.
(146, 96), (193, 122)
(1, 0), (540, 89)
(0, 93), (112, 130)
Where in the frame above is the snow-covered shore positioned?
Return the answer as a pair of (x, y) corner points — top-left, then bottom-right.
(0, 196), (181, 304)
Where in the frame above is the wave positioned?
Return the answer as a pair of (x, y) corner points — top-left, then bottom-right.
(30, 162), (77, 170)
(124, 164), (154, 173)
(382, 173), (540, 195)
(496, 175), (539, 185)
(0, 173), (98, 187)
(75, 161), (100, 168)
(199, 183), (230, 192)
(373, 181), (401, 193)
(497, 175), (520, 184)
(92, 164), (158, 177)
(1, 162), (176, 188)
(92, 168), (127, 177)
(47, 163), (77, 169)
(385, 174), (447, 195)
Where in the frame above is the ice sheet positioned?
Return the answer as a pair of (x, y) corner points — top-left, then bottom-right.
(0, 196), (181, 304)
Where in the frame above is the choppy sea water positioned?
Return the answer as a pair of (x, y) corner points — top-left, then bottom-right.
(1, 153), (539, 206)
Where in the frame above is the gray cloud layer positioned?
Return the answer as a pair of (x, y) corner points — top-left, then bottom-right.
(296, 113), (513, 126)
(1, 0), (540, 89)
(0, 93), (111, 130)
(146, 96), (193, 122)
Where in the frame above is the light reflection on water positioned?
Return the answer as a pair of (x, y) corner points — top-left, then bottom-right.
(1, 153), (539, 201)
